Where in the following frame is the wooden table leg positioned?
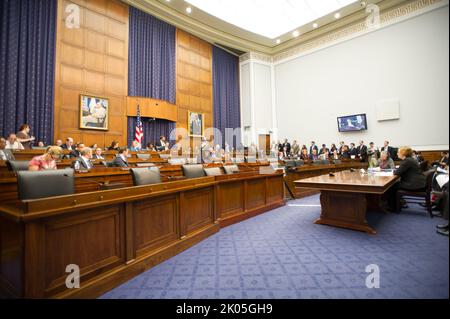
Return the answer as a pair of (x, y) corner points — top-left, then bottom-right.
(314, 190), (376, 234)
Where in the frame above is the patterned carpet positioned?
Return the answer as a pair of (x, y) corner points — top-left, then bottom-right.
(100, 195), (449, 299)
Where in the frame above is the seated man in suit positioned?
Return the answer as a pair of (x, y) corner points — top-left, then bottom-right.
(92, 147), (105, 160)
(68, 143), (85, 158)
(61, 137), (74, 151)
(72, 147), (94, 170)
(155, 136), (169, 152)
(309, 148), (319, 161)
(112, 148), (130, 167)
(0, 137), (15, 161)
(5, 133), (24, 150)
(340, 145), (351, 159)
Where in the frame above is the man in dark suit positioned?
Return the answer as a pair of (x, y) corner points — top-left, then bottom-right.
(309, 141), (318, 155)
(61, 137), (74, 151)
(155, 136), (168, 152)
(112, 148), (130, 167)
(72, 147), (94, 170)
(356, 140), (368, 162)
(282, 139), (291, 155)
(68, 143), (84, 158)
(381, 140), (396, 160)
(348, 143), (357, 157)
(92, 147), (105, 160)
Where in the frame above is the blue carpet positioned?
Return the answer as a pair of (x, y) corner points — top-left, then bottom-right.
(100, 195), (449, 299)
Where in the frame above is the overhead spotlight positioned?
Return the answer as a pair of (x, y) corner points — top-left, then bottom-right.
(186, 7), (192, 14)
(312, 23), (318, 28)
(334, 12), (341, 19)
(292, 30), (300, 37)
(360, 1), (367, 7)
(276, 39), (281, 44)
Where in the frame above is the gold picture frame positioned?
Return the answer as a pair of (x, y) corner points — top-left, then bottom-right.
(79, 94), (109, 131)
(188, 111), (204, 137)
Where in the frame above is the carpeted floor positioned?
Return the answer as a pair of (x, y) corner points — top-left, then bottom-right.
(100, 195), (449, 299)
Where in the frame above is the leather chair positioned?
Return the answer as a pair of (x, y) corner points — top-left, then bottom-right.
(203, 167), (222, 176)
(136, 153), (150, 160)
(396, 169), (436, 218)
(16, 169), (75, 200)
(419, 160), (429, 172)
(6, 160), (29, 172)
(182, 164), (206, 178)
(130, 167), (161, 186)
(223, 165), (239, 175)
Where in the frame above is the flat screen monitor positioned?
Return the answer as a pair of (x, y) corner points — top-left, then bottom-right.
(337, 114), (367, 132)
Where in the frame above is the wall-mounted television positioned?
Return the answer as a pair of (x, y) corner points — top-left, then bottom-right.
(337, 114), (368, 132)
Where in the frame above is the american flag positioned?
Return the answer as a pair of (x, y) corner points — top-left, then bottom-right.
(134, 105), (143, 146)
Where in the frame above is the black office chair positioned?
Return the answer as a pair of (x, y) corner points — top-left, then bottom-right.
(136, 153), (151, 160)
(223, 165), (239, 175)
(396, 169), (436, 218)
(182, 164), (206, 178)
(203, 167), (223, 176)
(6, 160), (29, 172)
(130, 167), (161, 186)
(16, 169), (75, 200)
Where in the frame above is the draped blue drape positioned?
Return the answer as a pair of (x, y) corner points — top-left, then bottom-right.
(127, 7), (176, 145)
(127, 118), (176, 147)
(0, 0), (57, 144)
(212, 46), (241, 147)
(128, 7), (176, 102)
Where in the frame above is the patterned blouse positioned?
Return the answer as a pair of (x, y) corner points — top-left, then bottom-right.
(28, 155), (57, 170)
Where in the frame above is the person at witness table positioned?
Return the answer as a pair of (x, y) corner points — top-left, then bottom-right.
(92, 147), (105, 160)
(340, 145), (350, 159)
(319, 144), (329, 156)
(108, 140), (120, 151)
(155, 136), (168, 151)
(130, 140), (141, 151)
(55, 139), (63, 147)
(386, 147), (427, 211)
(348, 143), (357, 157)
(28, 146), (63, 171)
(356, 140), (368, 162)
(72, 147), (94, 170)
(0, 138), (15, 161)
(291, 140), (300, 157)
(300, 148), (309, 161)
(309, 141), (318, 155)
(61, 137), (74, 151)
(309, 149), (319, 161)
(112, 148), (130, 167)
(146, 142), (155, 151)
(68, 143), (85, 158)
(377, 151), (395, 170)
(5, 133), (24, 150)
(338, 141), (345, 154)
(16, 124), (35, 149)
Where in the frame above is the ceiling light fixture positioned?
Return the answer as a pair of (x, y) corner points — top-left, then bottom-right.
(292, 30), (300, 37)
(312, 23), (318, 28)
(334, 12), (341, 19)
(186, 7), (192, 14)
(276, 39), (281, 44)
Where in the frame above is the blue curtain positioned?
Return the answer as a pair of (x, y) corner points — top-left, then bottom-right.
(212, 46), (241, 147)
(128, 6), (176, 102)
(127, 117), (176, 147)
(0, 0), (57, 144)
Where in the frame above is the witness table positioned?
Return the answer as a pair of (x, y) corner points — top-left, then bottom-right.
(294, 171), (399, 234)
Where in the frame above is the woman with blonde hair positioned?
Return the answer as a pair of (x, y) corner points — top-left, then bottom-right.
(386, 146), (426, 211)
(28, 146), (63, 171)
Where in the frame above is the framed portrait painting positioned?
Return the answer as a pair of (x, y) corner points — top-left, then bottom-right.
(188, 111), (204, 137)
(80, 94), (109, 130)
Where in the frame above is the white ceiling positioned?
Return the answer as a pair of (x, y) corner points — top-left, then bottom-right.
(185, 0), (357, 39)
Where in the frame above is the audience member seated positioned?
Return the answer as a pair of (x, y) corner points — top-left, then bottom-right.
(0, 137), (15, 161)
(309, 149), (319, 161)
(330, 149), (340, 160)
(318, 150), (329, 161)
(412, 150), (425, 164)
(36, 141), (45, 148)
(55, 139), (63, 147)
(130, 140), (141, 151)
(72, 147), (94, 170)
(146, 142), (156, 151)
(16, 124), (35, 149)
(108, 140), (120, 151)
(92, 147), (105, 160)
(329, 143), (338, 155)
(338, 141), (345, 154)
(432, 151), (449, 167)
(386, 147), (427, 212)
(319, 144), (329, 156)
(300, 148), (309, 161)
(5, 133), (24, 150)
(341, 145), (351, 159)
(112, 148), (130, 167)
(68, 143), (85, 158)
(155, 136), (169, 151)
(61, 137), (74, 150)
(28, 146), (63, 171)
(377, 151), (395, 169)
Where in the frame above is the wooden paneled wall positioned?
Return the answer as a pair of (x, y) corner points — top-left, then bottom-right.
(176, 29), (213, 144)
(54, 0), (129, 148)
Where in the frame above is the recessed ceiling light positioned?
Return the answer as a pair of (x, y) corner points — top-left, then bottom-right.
(292, 30), (300, 37)
(276, 39), (281, 44)
(186, 7), (192, 14)
(312, 23), (318, 28)
(334, 12), (341, 19)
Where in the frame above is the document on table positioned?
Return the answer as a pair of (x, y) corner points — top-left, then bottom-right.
(436, 174), (449, 188)
(373, 171), (394, 177)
